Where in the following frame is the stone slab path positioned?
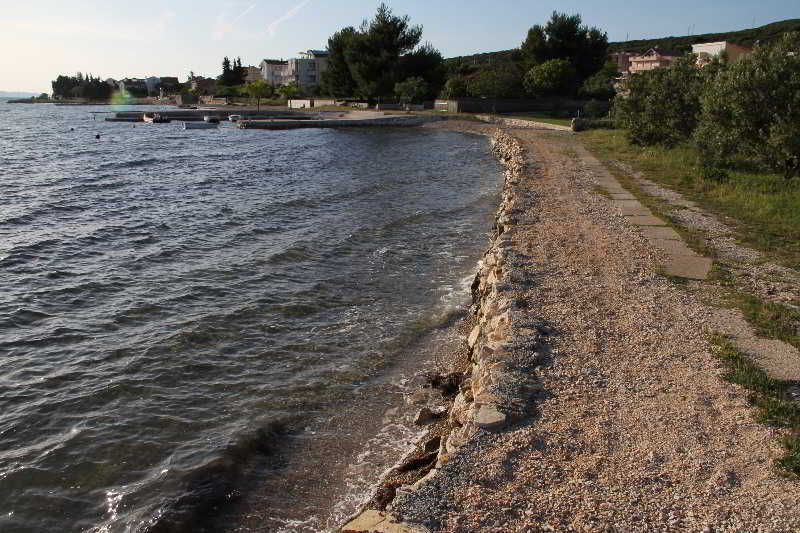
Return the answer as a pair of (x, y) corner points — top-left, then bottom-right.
(579, 146), (713, 280)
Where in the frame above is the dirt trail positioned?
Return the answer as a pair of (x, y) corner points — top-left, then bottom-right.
(387, 123), (799, 533)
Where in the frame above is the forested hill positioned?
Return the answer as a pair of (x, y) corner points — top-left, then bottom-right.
(608, 18), (800, 54)
(446, 18), (800, 67)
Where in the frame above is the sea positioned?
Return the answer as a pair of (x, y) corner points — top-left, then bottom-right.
(0, 101), (501, 532)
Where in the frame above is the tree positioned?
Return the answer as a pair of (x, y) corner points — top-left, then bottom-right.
(221, 57), (233, 84)
(614, 55), (704, 147)
(346, 3), (423, 98)
(523, 58), (576, 96)
(695, 32), (800, 180)
(520, 11), (608, 82)
(579, 60), (618, 100)
(320, 3), (442, 99)
(244, 80), (273, 111)
(466, 63), (524, 99)
(398, 43), (445, 99)
(233, 57), (247, 85)
(320, 27), (358, 97)
(277, 82), (301, 100)
(441, 75), (468, 99)
(394, 76), (427, 104)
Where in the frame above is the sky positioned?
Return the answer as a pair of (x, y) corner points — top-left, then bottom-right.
(1, 0), (796, 93)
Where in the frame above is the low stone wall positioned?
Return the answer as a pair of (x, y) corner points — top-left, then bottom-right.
(343, 129), (543, 532)
(237, 115), (444, 130)
(475, 115), (572, 132)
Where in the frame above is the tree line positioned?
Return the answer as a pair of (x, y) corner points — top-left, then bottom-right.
(51, 73), (113, 100)
(443, 11), (612, 102)
(615, 32), (800, 181)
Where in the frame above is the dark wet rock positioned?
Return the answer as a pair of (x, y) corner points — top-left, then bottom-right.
(423, 372), (462, 397)
(413, 406), (447, 426)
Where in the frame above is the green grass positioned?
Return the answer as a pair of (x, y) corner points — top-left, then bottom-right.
(502, 112), (573, 127)
(730, 292), (800, 350)
(709, 332), (800, 477)
(581, 129), (800, 268)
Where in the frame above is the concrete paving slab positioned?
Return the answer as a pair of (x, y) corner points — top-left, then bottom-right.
(627, 215), (667, 226)
(648, 238), (699, 257)
(618, 206), (652, 216)
(611, 199), (645, 209)
(610, 192), (638, 200)
(639, 226), (683, 241)
(663, 255), (712, 280)
(708, 307), (800, 381)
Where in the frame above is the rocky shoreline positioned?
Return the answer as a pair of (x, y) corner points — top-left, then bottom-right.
(342, 125), (539, 532)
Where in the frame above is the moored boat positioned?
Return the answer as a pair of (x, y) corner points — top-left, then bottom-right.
(143, 112), (171, 124)
(183, 121), (219, 130)
(203, 115), (221, 124)
(229, 114), (242, 122)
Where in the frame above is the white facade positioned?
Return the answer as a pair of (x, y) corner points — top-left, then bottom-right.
(259, 50), (329, 89)
(692, 41), (752, 66)
(260, 60), (290, 86)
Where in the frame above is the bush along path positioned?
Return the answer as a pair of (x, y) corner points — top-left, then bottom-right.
(346, 123), (799, 533)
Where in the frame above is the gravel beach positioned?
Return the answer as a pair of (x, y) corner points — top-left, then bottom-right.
(372, 121), (800, 533)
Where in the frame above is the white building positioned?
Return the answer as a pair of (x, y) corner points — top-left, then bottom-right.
(260, 59), (290, 86)
(288, 50), (329, 88)
(692, 41), (752, 67)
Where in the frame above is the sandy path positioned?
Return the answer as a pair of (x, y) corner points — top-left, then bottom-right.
(389, 125), (799, 533)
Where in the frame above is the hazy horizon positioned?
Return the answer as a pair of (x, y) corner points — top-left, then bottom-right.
(1, 0), (796, 94)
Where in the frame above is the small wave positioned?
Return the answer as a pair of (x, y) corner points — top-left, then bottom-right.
(135, 418), (293, 533)
(266, 244), (315, 265)
(0, 308), (52, 328)
(271, 302), (324, 318)
(98, 157), (162, 171)
(1, 212), (36, 226)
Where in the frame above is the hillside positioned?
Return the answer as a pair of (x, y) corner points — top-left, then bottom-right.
(446, 18), (800, 67)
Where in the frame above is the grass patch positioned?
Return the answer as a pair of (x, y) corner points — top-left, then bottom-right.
(581, 129), (800, 268)
(730, 292), (800, 349)
(709, 332), (800, 477)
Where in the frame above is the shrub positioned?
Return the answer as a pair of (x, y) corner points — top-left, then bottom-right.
(466, 63), (524, 99)
(582, 99), (611, 118)
(696, 32), (800, 180)
(523, 58), (576, 96)
(614, 55), (704, 147)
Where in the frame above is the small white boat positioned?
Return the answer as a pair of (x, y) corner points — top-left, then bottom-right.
(183, 121), (219, 130)
(229, 114), (242, 122)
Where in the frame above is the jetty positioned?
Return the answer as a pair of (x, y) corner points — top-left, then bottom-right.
(236, 111), (442, 130)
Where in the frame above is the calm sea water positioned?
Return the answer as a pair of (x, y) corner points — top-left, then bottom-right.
(0, 102), (500, 532)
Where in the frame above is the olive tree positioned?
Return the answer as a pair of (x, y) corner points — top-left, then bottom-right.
(394, 76), (427, 104)
(614, 55), (704, 147)
(244, 80), (273, 111)
(695, 32), (800, 180)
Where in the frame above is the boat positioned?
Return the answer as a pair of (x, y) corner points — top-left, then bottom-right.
(183, 121), (219, 130)
(228, 114), (242, 122)
(203, 115), (221, 124)
(143, 112), (171, 124)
